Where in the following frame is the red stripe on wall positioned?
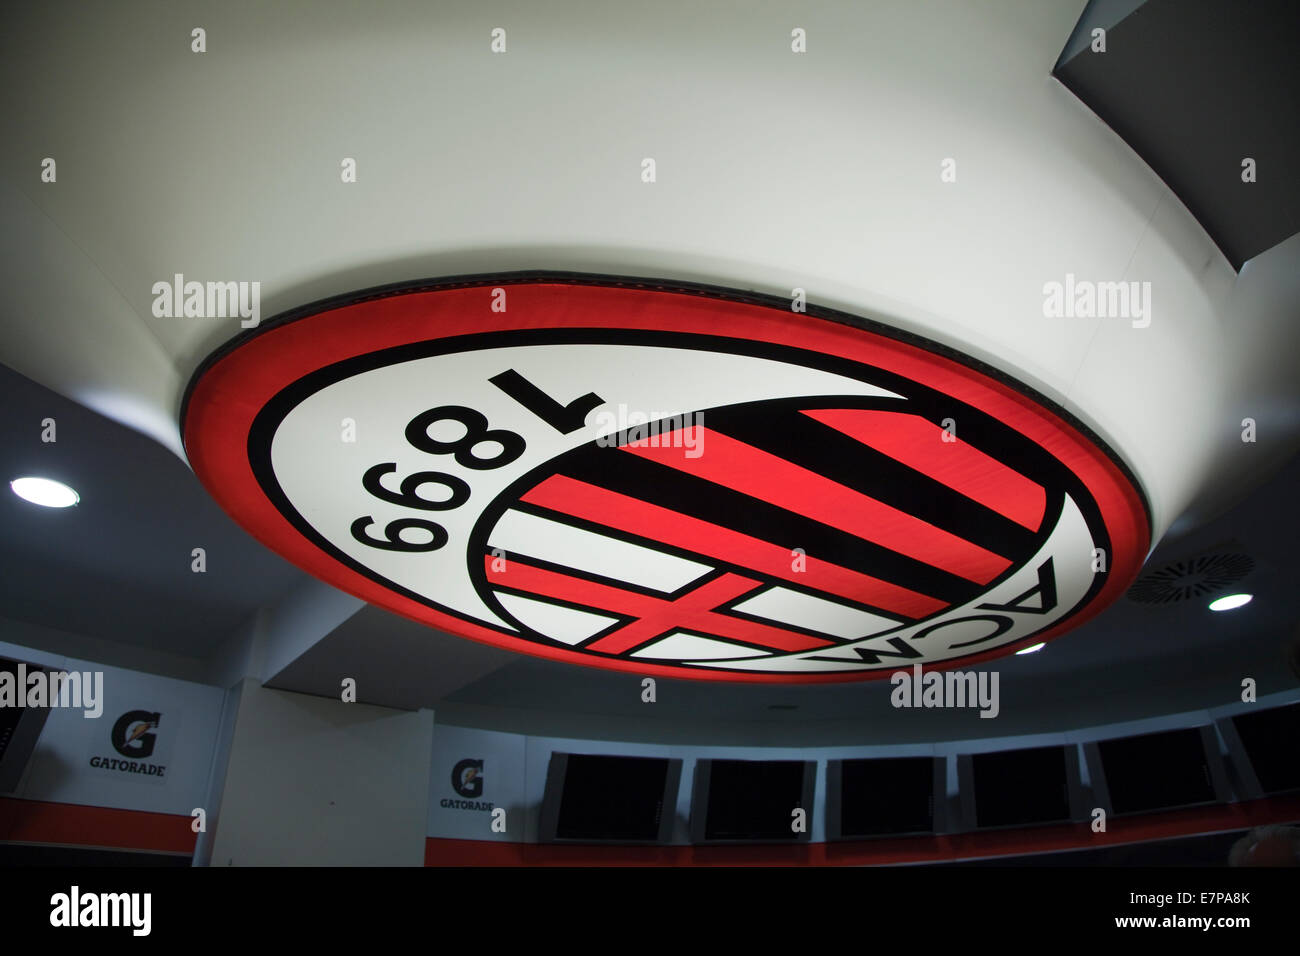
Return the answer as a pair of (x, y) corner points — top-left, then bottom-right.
(523, 475), (946, 619)
(803, 409), (1047, 530)
(624, 429), (1011, 584)
(0, 797), (197, 855)
(425, 795), (1300, 866)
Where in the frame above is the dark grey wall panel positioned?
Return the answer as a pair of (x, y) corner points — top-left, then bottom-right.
(1055, 0), (1300, 269)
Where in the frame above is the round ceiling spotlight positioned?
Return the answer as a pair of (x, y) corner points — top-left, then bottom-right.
(1127, 553), (1255, 605)
(1208, 593), (1253, 612)
(10, 476), (79, 508)
(183, 275), (1150, 682)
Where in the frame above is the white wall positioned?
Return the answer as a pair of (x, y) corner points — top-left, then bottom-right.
(2, 638), (223, 816)
(209, 679), (432, 866)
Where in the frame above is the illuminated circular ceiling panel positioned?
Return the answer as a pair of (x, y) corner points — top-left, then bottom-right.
(183, 275), (1149, 682)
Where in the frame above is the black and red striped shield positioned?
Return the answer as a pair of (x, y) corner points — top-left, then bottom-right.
(183, 276), (1149, 682)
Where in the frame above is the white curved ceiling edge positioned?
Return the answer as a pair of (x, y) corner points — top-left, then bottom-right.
(0, 0), (1296, 547)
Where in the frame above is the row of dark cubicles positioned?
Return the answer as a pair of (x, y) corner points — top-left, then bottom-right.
(539, 702), (1300, 845)
(3, 657), (1295, 851)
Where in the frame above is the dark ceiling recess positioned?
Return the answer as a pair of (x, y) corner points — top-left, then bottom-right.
(1054, 0), (1300, 270)
(1127, 552), (1254, 605)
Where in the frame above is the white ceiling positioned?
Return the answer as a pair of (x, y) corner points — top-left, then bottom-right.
(3, 0), (1297, 537)
(0, 0), (1297, 742)
(0, 362), (311, 658)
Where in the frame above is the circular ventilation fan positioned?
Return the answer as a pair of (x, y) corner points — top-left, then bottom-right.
(1127, 553), (1255, 605)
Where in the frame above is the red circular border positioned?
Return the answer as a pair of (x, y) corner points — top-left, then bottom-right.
(183, 279), (1150, 682)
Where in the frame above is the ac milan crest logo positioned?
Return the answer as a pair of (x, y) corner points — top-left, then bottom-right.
(183, 275), (1149, 682)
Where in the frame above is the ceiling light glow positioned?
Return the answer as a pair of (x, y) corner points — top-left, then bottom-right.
(10, 477), (79, 508)
(1015, 643), (1046, 655)
(1208, 593), (1253, 612)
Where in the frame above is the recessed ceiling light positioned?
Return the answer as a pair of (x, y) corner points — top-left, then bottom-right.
(1015, 642), (1046, 655)
(1208, 593), (1253, 612)
(10, 476), (79, 508)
